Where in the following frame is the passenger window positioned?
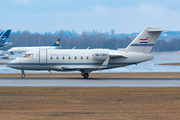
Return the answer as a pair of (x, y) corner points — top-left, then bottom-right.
(75, 56), (77, 59)
(24, 54), (33, 58)
(81, 56), (83, 59)
(69, 56), (71, 59)
(57, 56), (59, 59)
(51, 57), (53, 59)
(86, 56), (89, 59)
(62, 56), (65, 60)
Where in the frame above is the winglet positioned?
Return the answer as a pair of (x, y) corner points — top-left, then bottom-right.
(100, 57), (110, 68)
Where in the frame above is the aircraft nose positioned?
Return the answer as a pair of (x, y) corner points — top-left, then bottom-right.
(7, 60), (20, 69)
(7, 62), (13, 68)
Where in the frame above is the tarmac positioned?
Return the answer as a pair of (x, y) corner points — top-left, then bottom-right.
(1, 78), (180, 87)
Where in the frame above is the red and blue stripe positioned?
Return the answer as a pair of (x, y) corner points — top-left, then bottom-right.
(140, 39), (148, 43)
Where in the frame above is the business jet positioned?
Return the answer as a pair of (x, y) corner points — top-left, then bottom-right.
(8, 38), (61, 54)
(7, 26), (164, 78)
(0, 29), (12, 47)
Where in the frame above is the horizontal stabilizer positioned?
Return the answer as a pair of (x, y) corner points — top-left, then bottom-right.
(146, 27), (165, 32)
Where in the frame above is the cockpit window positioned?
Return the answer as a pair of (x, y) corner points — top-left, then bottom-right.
(24, 54), (33, 58)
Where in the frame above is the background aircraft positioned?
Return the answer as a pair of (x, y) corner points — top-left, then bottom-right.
(0, 31), (5, 36)
(8, 38), (61, 54)
(0, 29), (12, 48)
(7, 26), (164, 78)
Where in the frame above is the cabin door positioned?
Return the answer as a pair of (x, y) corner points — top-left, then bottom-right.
(39, 50), (47, 65)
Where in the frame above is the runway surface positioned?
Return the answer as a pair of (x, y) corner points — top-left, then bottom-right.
(1, 78), (180, 87)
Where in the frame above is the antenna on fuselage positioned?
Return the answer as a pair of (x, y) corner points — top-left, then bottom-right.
(87, 47), (90, 49)
(73, 47), (76, 49)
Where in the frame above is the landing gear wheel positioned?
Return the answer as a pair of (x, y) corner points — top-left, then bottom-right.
(21, 70), (25, 78)
(83, 73), (89, 79)
(21, 74), (25, 78)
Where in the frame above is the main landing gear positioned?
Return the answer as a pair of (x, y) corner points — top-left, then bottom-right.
(83, 73), (89, 79)
(81, 71), (89, 79)
(21, 70), (25, 78)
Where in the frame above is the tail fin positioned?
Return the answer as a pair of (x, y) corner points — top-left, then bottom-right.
(52, 38), (61, 46)
(126, 26), (164, 53)
(0, 29), (11, 44)
(0, 31), (5, 36)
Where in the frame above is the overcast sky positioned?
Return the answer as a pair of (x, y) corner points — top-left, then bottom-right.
(1, 0), (180, 33)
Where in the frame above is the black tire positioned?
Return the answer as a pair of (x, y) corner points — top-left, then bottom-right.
(83, 73), (89, 79)
(21, 74), (25, 78)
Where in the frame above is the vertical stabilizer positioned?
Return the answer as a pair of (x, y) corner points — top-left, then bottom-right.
(0, 31), (5, 36)
(0, 29), (11, 44)
(53, 38), (61, 47)
(125, 26), (164, 53)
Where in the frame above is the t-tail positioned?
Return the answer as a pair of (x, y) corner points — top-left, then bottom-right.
(0, 29), (12, 45)
(53, 38), (61, 47)
(125, 26), (165, 53)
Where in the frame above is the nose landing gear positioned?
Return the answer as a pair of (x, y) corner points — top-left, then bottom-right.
(21, 70), (25, 78)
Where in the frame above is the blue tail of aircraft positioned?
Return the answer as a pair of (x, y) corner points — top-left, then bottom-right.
(0, 30), (11, 46)
(53, 38), (61, 46)
(0, 31), (5, 36)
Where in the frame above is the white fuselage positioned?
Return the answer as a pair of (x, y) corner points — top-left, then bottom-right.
(7, 49), (154, 72)
(8, 46), (59, 53)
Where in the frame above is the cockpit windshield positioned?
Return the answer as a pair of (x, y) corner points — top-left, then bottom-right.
(24, 54), (33, 58)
